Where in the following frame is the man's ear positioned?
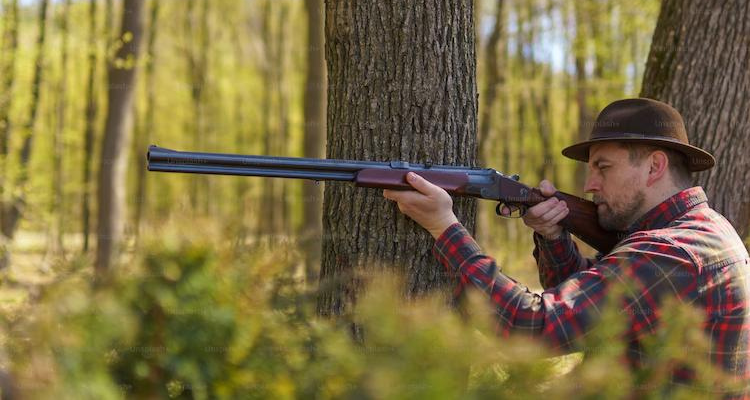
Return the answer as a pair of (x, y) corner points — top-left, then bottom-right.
(646, 150), (669, 186)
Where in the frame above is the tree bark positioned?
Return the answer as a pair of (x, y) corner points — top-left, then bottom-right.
(640, 0), (750, 239)
(301, 0), (327, 285)
(0, 0), (48, 270)
(95, 0), (144, 275)
(318, 0), (478, 317)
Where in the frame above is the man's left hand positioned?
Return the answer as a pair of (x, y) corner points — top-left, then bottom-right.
(383, 172), (459, 239)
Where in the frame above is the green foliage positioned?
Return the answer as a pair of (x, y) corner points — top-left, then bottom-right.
(2, 235), (740, 399)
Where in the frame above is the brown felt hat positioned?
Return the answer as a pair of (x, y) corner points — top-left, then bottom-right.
(562, 98), (715, 171)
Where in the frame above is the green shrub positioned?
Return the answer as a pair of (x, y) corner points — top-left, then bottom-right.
(2, 236), (741, 399)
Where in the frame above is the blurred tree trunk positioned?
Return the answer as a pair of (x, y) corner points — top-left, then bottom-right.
(318, 0), (478, 318)
(0, 0), (48, 270)
(132, 0), (159, 246)
(258, 0), (278, 242)
(640, 0), (750, 239)
(229, 24), (250, 243)
(276, 1), (291, 238)
(531, 69), (554, 182)
(95, 0), (144, 275)
(527, 3), (555, 184)
(478, 0), (505, 168)
(105, 0), (114, 45)
(0, 0), (19, 194)
(81, 0), (98, 252)
(0, 0), (19, 255)
(50, 0), (71, 257)
(301, 0), (326, 284)
(184, 0), (210, 215)
(256, 0), (292, 241)
(572, 1), (593, 194)
(513, 1), (529, 255)
(476, 0), (505, 247)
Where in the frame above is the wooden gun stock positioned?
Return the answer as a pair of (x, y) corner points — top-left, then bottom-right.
(530, 189), (623, 254)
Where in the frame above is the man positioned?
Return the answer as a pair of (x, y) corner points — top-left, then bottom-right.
(383, 98), (749, 395)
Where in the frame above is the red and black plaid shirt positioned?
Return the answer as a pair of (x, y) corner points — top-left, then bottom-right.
(433, 187), (749, 395)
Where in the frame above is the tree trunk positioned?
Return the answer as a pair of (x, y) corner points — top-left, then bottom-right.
(512, 1), (529, 256)
(276, 1), (291, 238)
(184, 0), (210, 215)
(572, 1), (593, 195)
(0, 0), (19, 260)
(640, 0), (750, 240)
(318, 0), (478, 317)
(0, 0), (48, 270)
(0, 0), (19, 197)
(477, 0), (505, 167)
(95, 0), (144, 275)
(230, 25), (250, 244)
(81, 0), (98, 252)
(48, 0), (71, 258)
(258, 0), (278, 242)
(476, 0), (505, 247)
(526, 4), (555, 184)
(132, 0), (159, 246)
(300, 0), (326, 285)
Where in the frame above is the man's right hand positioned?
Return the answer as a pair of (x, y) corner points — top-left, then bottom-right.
(501, 180), (569, 240)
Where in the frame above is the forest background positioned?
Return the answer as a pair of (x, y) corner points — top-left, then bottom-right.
(0, 0), (748, 398)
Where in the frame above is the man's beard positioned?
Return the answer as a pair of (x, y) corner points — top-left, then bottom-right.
(594, 190), (646, 231)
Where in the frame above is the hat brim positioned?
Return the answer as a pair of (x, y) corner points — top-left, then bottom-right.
(561, 137), (715, 172)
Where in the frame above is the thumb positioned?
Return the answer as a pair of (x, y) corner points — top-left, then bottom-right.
(539, 179), (557, 197)
(406, 172), (438, 195)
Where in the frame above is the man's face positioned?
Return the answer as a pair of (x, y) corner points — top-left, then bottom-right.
(584, 142), (649, 231)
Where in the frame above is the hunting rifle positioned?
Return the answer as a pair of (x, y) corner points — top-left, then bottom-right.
(147, 145), (622, 253)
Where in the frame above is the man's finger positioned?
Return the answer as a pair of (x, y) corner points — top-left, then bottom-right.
(384, 188), (424, 204)
(526, 197), (559, 219)
(384, 189), (408, 202)
(540, 201), (567, 223)
(405, 172), (439, 196)
(548, 207), (570, 226)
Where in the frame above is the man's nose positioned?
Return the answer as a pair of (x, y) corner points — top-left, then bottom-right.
(584, 173), (599, 194)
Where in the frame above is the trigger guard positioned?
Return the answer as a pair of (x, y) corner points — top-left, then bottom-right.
(495, 203), (528, 218)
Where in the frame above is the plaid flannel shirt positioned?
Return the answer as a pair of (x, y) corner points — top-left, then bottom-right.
(433, 187), (749, 394)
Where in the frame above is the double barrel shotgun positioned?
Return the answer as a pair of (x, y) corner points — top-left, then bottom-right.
(146, 145), (622, 254)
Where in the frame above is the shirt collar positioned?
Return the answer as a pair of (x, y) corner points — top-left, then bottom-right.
(625, 186), (708, 234)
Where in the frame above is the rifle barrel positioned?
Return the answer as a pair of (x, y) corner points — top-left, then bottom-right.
(147, 145), (495, 182)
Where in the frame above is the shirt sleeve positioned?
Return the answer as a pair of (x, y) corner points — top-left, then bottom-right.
(432, 223), (697, 351)
(532, 230), (597, 289)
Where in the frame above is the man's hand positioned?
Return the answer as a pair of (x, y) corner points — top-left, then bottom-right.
(383, 172), (459, 239)
(501, 179), (568, 240)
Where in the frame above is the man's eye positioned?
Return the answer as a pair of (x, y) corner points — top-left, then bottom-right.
(599, 165), (609, 171)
